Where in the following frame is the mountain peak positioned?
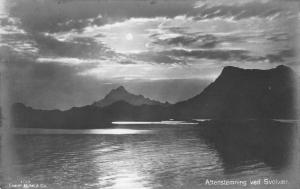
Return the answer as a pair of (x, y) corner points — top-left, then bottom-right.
(109, 86), (129, 95)
(274, 65), (293, 73)
(275, 65), (289, 69)
(221, 65), (292, 73)
(219, 65), (294, 79)
(93, 86), (166, 107)
(115, 86), (126, 91)
(222, 66), (242, 71)
(12, 102), (27, 109)
(218, 66), (245, 80)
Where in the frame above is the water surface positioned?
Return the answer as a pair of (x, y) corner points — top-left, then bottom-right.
(0, 121), (294, 189)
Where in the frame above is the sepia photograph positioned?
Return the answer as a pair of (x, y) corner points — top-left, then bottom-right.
(0, 0), (299, 188)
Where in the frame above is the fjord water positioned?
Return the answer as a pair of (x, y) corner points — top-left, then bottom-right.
(0, 121), (294, 189)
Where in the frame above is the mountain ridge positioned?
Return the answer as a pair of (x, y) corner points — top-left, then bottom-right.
(11, 65), (298, 129)
(173, 65), (296, 119)
(92, 86), (168, 107)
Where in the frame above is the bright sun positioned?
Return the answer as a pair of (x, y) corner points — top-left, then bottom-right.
(125, 33), (133, 40)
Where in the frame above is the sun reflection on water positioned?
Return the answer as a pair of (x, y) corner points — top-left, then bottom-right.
(89, 128), (152, 135)
(2, 128), (153, 135)
(100, 172), (151, 189)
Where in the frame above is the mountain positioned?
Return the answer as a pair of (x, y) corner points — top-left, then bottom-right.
(11, 103), (110, 129)
(173, 65), (297, 119)
(11, 101), (170, 129)
(92, 86), (168, 107)
(10, 65), (298, 129)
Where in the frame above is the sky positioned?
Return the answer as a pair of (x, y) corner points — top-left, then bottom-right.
(0, 0), (299, 110)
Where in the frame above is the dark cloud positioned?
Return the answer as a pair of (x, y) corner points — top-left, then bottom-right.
(165, 27), (188, 34)
(267, 33), (290, 42)
(0, 16), (37, 56)
(118, 60), (137, 65)
(166, 36), (202, 46)
(7, 0), (297, 34)
(129, 48), (296, 64)
(9, 0), (196, 33)
(153, 34), (219, 49)
(214, 48), (298, 63)
(164, 49), (251, 61)
(55, 15), (105, 32)
(130, 52), (183, 64)
(265, 49), (296, 63)
(128, 48), (267, 64)
(192, 1), (293, 20)
(33, 34), (114, 58)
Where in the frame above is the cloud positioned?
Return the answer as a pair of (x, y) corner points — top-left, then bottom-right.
(193, 0), (297, 20)
(33, 33), (114, 59)
(72, 17), (176, 53)
(140, 46), (295, 64)
(0, 16), (25, 35)
(7, 0), (295, 59)
(0, 16), (38, 56)
(3, 0), (298, 110)
(9, 0), (196, 33)
(54, 14), (104, 32)
(9, 0), (297, 36)
(127, 48), (279, 65)
(267, 32), (290, 42)
(194, 0), (269, 8)
(36, 57), (101, 66)
(164, 49), (252, 61)
(152, 34), (219, 49)
(264, 49), (296, 63)
(78, 59), (219, 82)
(129, 52), (183, 64)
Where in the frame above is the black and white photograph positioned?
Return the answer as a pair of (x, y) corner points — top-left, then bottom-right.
(0, 0), (299, 188)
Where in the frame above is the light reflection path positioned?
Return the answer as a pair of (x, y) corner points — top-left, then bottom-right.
(0, 128), (154, 135)
(112, 121), (197, 125)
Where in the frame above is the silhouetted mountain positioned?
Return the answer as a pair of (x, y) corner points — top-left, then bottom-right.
(93, 86), (168, 107)
(173, 65), (297, 119)
(11, 65), (297, 129)
(11, 101), (171, 129)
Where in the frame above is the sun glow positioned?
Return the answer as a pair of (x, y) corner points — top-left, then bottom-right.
(126, 33), (133, 40)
